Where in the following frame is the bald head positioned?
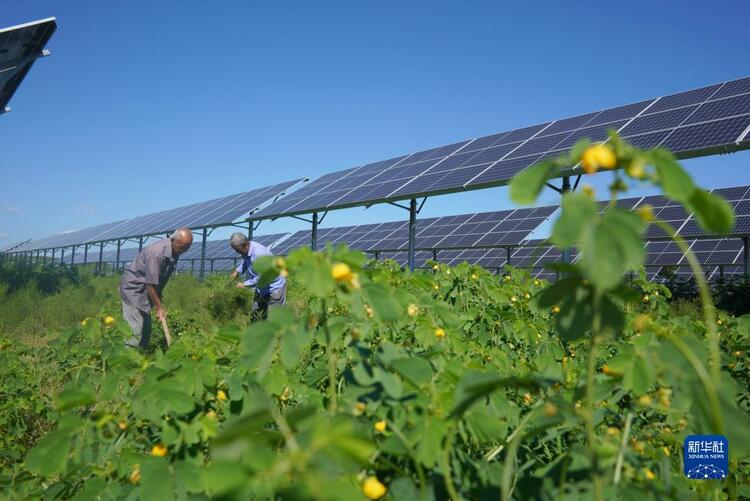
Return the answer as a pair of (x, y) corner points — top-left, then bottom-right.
(170, 227), (194, 256)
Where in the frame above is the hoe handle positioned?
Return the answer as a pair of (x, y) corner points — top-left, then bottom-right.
(159, 317), (172, 347)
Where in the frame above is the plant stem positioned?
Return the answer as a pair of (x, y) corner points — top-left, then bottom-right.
(586, 291), (604, 501)
(655, 220), (720, 384)
(388, 420), (427, 501)
(320, 299), (337, 414)
(440, 429), (460, 501)
(613, 412), (633, 485)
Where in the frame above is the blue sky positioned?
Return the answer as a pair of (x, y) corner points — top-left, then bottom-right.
(1, 0), (749, 247)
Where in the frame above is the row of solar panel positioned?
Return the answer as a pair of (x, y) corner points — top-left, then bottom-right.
(6, 73), (750, 255)
(250, 76), (750, 220)
(7, 180), (302, 253)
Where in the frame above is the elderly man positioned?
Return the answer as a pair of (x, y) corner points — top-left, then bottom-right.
(228, 232), (286, 319)
(119, 228), (193, 349)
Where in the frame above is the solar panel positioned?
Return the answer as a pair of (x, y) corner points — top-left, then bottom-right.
(273, 206), (555, 256)
(0, 18), (56, 113)
(625, 185), (750, 239)
(251, 77), (750, 221)
(91, 180), (303, 242)
(645, 238), (744, 281)
(11, 180), (303, 252)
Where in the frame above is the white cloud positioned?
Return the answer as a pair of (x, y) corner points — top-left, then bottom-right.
(0, 233), (6, 240)
(4, 206), (21, 213)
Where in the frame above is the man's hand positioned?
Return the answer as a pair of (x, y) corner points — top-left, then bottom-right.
(156, 306), (167, 322)
(235, 282), (246, 289)
(230, 270), (239, 280)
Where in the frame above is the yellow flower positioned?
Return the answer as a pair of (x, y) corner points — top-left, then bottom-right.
(129, 464), (141, 484)
(543, 402), (558, 417)
(274, 257), (286, 268)
(602, 365), (616, 376)
(361, 476), (387, 500)
(632, 440), (645, 453)
(504, 275), (511, 282)
(510, 296), (518, 303)
(634, 313), (651, 332)
(280, 269), (289, 278)
(523, 292), (530, 299)
(716, 319), (723, 325)
(433, 284), (440, 291)
(354, 402), (366, 414)
(637, 395), (652, 406)
(81, 318), (89, 326)
(331, 262), (353, 283)
(643, 468), (656, 480)
(407, 304), (419, 317)
(445, 269), (451, 275)
(150, 443), (168, 457)
(533, 279), (540, 286)
(104, 315), (115, 327)
(606, 427), (620, 436)
(636, 204), (656, 222)
(662, 446), (670, 457)
(374, 420), (387, 433)
(625, 157), (647, 179)
(642, 294), (650, 303)
(434, 328), (446, 339)
(471, 273), (479, 280)
(217, 390), (228, 401)
(206, 410), (217, 419)
(432, 264), (439, 271)
(581, 144), (617, 174)
(522, 393), (533, 405)
(734, 350), (742, 357)
(364, 305), (374, 319)
(552, 305), (560, 314)
(581, 184), (596, 198)
(117, 421), (128, 431)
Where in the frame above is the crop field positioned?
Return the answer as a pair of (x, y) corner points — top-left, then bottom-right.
(0, 138), (749, 500)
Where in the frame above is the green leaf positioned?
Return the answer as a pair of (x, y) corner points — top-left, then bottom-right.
(202, 461), (247, 497)
(686, 188), (735, 235)
(280, 325), (307, 369)
(651, 148), (694, 202)
(140, 458), (174, 501)
(536, 277), (582, 308)
(156, 384), (195, 415)
(555, 286), (593, 341)
(56, 386), (96, 411)
(363, 283), (402, 322)
(509, 159), (559, 205)
(579, 211), (643, 291)
(389, 357), (433, 387)
(238, 322), (278, 378)
(551, 193), (598, 249)
(295, 259), (335, 298)
(25, 429), (73, 476)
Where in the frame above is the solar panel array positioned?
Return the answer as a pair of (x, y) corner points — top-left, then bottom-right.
(175, 233), (289, 273)
(0, 17), (56, 113)
(251, 76), (750, 221)
(273, 206), (556, 255)
(610, 184), (750, 239)
(10, 180), (302, 253)
(645, 238), (745, 281)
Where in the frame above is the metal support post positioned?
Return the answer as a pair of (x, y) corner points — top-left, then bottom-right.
(561, 176), (572, 264)
(97, 243), (104, 272)
(43, 249), (47, 264)
(743, 236), (749, 282)
(51, 248), (56, 263)
(71, 246), (77, 265)
(506, 247), (512, 267)
(432, 249), (438, 262)
(61, 248), (66, 265)
(116, 240), (122, 271)
(248, 221), (254, 240)
(199, 228), (208, 280)
(311, 212), (319, 251)
(408, 198), (417, 272)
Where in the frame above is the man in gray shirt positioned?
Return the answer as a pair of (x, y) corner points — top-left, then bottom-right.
(119, 228), (193, 349)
